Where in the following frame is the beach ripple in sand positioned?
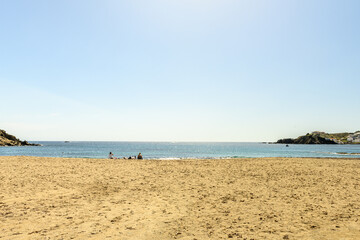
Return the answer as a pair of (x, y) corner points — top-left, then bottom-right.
(1, 156), (360, 239)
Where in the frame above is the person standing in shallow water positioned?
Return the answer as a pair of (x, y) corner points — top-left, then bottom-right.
(137, 153), (143, 159)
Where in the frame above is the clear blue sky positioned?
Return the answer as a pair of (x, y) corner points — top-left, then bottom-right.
(1, 0), (359, 141)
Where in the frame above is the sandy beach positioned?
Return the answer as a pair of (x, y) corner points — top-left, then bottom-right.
(1, 156), (360, 239)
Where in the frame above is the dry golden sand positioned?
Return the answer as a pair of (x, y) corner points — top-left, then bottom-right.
(1, 156), (360, 240)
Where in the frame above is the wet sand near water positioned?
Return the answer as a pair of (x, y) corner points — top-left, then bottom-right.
(1, 156), (360, 239)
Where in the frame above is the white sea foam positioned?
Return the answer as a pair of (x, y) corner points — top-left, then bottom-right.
(313, 151), (360, 156)
(154, 157), (182, 160)
(332, 152), (360, 155)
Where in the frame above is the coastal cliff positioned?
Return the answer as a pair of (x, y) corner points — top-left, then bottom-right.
(277, 131), (360, 144)
(0, 129), (40, 146)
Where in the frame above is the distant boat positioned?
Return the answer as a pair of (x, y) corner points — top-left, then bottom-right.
(65, 141), (70, 143)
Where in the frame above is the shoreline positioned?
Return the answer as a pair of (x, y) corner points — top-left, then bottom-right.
(1, 155), (360, 160)
(1, 156), (360, 239)
(2, 141), (360, 160)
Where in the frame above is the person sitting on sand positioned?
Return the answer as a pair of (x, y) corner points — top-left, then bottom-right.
(137, 153), (143, 159)
(108, 152), (115, 159)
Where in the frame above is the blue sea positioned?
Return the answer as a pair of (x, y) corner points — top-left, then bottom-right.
(0, 141), (360, 159)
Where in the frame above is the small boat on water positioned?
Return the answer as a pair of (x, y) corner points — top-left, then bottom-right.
(64, 141), (70, 143)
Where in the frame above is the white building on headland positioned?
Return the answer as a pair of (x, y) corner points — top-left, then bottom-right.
(347, 132), (360, 143)
(312, 131), (325, 134)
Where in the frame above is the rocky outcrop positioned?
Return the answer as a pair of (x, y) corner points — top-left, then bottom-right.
(0, 129), (40, 146)
(276, 138), (294, 144)
(277, 133), (338, 144)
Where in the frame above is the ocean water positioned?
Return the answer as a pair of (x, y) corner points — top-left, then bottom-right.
(1, 141), (360, 159)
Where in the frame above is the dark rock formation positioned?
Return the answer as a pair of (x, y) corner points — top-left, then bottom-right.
(0, 129), (40, 146)
(276, 138), (295, 144)
(277, 134), (337, 144)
